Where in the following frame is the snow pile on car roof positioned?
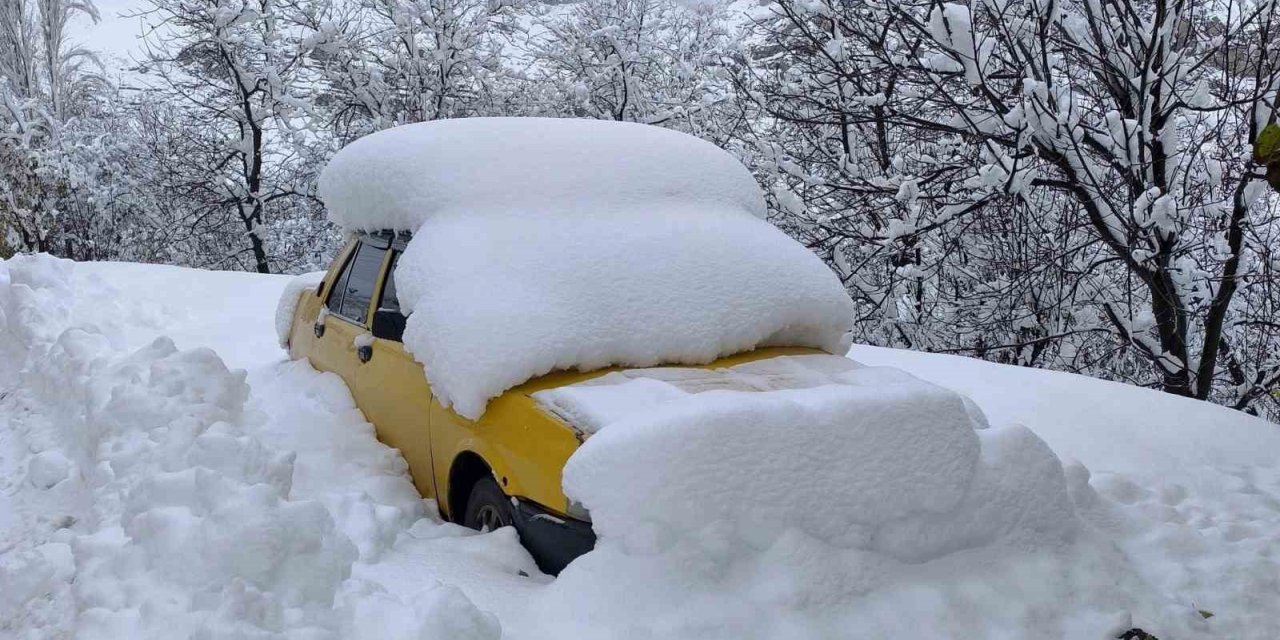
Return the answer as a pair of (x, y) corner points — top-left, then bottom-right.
(319, 118), (855, 419)
(318, 117), (767, 229)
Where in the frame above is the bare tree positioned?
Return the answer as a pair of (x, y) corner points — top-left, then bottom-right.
(521, 0), (739, 142)
(297, 0), (519, 142)
(133, 0), (318, 273)
(741, 0), (1280, 416)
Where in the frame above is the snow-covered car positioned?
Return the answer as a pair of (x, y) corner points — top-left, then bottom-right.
(278, 117), (858, 573)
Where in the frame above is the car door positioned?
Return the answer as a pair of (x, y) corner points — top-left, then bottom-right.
(352, 247), (439, 501)
(313, 238), (386, 389)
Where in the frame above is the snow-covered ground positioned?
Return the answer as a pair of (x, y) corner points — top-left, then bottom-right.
(2, 256), (1278, 639)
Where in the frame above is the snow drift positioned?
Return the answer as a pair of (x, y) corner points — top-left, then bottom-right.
(274, 271), (324, 347)
(0, 255), (498, 639)
(540, 353), (1208, 638)
(556, 356), (1078, 563)
(7, 257), (1278, 639)
(318, 118), (855, 418)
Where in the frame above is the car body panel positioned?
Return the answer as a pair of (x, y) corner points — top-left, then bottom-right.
(358, 337), (439, 501)
(286, 236), (828, 525)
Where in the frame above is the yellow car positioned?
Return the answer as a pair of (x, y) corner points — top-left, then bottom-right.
(282, 230), (823, 573)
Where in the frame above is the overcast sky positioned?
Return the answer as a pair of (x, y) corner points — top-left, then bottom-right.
(70, 0), (149, 69)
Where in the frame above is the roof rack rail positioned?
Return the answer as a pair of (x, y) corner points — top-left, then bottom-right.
(359, 229), (412, 250)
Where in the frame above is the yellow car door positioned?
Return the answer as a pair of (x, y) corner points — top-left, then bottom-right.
(313, 238), (385, 389)
(352, 246), (439, 502)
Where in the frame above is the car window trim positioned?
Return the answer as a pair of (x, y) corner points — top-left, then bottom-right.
(324, 306), (368, 330)
(335, 237), (392, 328)
(375, 250), (400, 311)
(325, 242), (359, 315)
(319, 240), (357, 302)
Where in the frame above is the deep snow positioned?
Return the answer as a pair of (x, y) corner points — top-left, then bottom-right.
(318, 119), (856, 419)
(317, 118), (769, 230)
(1, 256), (1278, 639)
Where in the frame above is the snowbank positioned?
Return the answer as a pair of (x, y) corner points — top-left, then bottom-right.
(0, 255), (497, 639)
(545, 349), (1229, 638)
(317, 117), (767, 229)
(851, 344), (1280, 636)
(274, 270), (324, 347)
(0, 255), (351, 637)
(320, 118), (855, 419)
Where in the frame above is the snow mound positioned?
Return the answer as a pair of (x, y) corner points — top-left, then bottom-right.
(562, 362), (1080, 561)
(400, 204), (854, 419)
(320, 118), (854, 419)
(871, 424), (1078, 562)
(551, 360), (1208, 638)
(0, 255), (495, 638)
(318, 117), (767, 230)
(0, 256), (354, 636)
(274, 270), (324, 347)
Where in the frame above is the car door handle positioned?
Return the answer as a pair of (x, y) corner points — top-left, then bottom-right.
(314, 321), (325, 338)
(357, 345), (373, 364)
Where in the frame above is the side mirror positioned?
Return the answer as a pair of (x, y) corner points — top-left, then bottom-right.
(372, 309), (407, 342)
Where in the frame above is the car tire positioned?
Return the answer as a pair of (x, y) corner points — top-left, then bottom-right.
(463, 476), (513, 532)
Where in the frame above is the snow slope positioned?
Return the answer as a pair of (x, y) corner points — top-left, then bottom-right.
(2, 257), (1278, 639)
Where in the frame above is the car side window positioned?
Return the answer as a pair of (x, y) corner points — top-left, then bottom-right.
(337, 242), (388, 324)
(325, 245), (358, 313)
(379, 251), (402, 314)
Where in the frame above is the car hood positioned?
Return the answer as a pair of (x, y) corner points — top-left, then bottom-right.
(530, 353), (867, 436)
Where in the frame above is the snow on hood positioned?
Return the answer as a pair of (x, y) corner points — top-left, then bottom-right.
(320, 119), (855, 419)
(534, 354), (875, 434)
(560, 356), (1081, 563)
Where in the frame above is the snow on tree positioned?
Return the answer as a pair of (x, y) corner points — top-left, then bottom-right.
(520, 0), (738, 142)
(5, 0), (1280, 420)
(738, 0), (1280, 417)
(297, 0), (520, 141)
(0, 0), (124, 259)
(130, 0), (327, 273)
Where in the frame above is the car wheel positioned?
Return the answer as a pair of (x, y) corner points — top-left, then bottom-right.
(463, 476), (513, 532)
